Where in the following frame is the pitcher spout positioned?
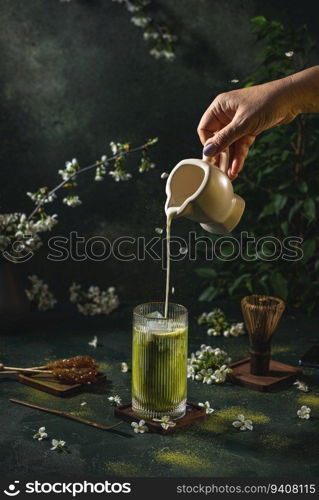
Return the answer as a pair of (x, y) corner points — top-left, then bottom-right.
(165, 159), (210, 220)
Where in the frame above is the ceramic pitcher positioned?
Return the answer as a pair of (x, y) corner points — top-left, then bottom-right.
(165, 149), (245, 234)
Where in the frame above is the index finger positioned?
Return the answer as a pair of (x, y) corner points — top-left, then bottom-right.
(197, 106), (223, 145)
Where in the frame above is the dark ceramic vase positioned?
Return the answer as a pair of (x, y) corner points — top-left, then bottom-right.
(0, 262), (30, 316)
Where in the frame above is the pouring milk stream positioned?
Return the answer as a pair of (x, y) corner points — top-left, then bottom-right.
(164, 148), (245, 317)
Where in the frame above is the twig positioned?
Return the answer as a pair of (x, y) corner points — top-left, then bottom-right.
(2, 366), (50, 374)
(10, 398), (132, 438)
(27, 141), (152, 221)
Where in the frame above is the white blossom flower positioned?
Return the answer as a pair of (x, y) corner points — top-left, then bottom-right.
(58, 158), (79, 181)
(131, 14), (151, 28)
(228, 322), (245, 337)
(149, 47), (163, 59)
(199, 309), (245, 338)
(162, 50), (175, 61)
(212, 365), (232, 384)
(207, 309), (223, 321)
(101, 154), (108, 166)
(162, 33), (176, 43)
(108, 395), (122, 406)
(139, 157), (155, 173)
(155, 227), (163, 234)
(198, 401), (215, 415)
(131, 420), (148, 434)
(58, 170), (70, 181)
(95, 167), (104, 181)
(27, 189), (56, 204)
(33, 426), (48, 441)
(121, 362), (129, 373)
(25, 275), (57, 311)
(187, 363), (196, 379)
(126, 1), (141, 13)
(230, 78), (239, 83)
(195, 368), (214, 384)
(109, 141), (118, 155)
(108, 170), (132, 182)
(153, 415), (176, 430)
(143, 29), (160, 41)
(121, 361), (128, 373)
(88, 335), (98, 348)
(197, 312), (207, 324)
(150, 47), (175, 61)
(33, 214), (58, 232)
(285, 50), (294, 57)
(207, 328), (219, 336)
(293, 380), (309, 392)
(70, 283), (119, 316)
(188, 345), (232, 384)
(51, 439), (67, 451)
(160, 172), (169, 179)
(80, 402), (87, 406)
(62, 195), (82, 207)
(232, 414), (253, 431)
(69, 282), (81, 303)
(297, 405), (311, 420)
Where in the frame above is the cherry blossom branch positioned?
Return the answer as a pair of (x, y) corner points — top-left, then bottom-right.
(27, 139), (157, 220)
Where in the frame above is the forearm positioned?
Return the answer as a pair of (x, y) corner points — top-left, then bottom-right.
(288, 66), (319, 114)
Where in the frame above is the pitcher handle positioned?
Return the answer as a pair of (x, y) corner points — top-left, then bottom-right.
(202, 147), (229, 175)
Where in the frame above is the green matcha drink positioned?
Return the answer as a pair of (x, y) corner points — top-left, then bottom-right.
(132, 303), (188, 420)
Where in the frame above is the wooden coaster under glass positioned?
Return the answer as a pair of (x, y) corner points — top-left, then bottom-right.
(114, 401), (206, 434)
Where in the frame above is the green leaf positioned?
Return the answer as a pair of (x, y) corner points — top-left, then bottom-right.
(280, 150), (290, 162)
(258, 203), (276, 219)
(228, 273), (250, 295)
(281, 221), (289, 235)
(199, 286), (218, 302)
(271, 273), (288, 301)
(303, 198), (316, 222)
(259, 274), (270, 293)
(302, 239), (316, 262)
(251, 16), (267, 26)
(246, 277), (253, 293)
(298, 181), (308, 193)
(195, 268), (217, 278)
(272, 194), (288, 213)
(278, 180), (292, 191)
(288, 200), (303, 222)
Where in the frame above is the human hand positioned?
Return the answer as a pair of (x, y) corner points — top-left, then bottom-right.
(197, 77), (298, 180)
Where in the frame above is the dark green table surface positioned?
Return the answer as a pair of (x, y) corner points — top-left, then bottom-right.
(1, 303), (319, 478)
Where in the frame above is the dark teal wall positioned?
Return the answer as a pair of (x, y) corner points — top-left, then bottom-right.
(1, 0), (318, 304)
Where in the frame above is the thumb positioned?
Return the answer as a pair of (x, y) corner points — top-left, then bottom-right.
(203, 117), (247, 156)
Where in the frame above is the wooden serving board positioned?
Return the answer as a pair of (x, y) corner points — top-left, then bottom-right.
(228, 357), (302, 392)
(114, 401), (206, 434)
(18, 372), (107, 397)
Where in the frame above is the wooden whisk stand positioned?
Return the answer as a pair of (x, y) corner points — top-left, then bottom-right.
(228, 295), (301, 392)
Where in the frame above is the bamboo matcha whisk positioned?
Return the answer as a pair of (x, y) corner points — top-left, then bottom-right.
(241, 295), (286, 376)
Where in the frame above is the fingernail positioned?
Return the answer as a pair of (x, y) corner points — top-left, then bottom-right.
(203, 143), (217, 156)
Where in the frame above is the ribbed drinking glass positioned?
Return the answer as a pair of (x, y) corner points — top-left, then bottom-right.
(132, 302), (188, 420)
